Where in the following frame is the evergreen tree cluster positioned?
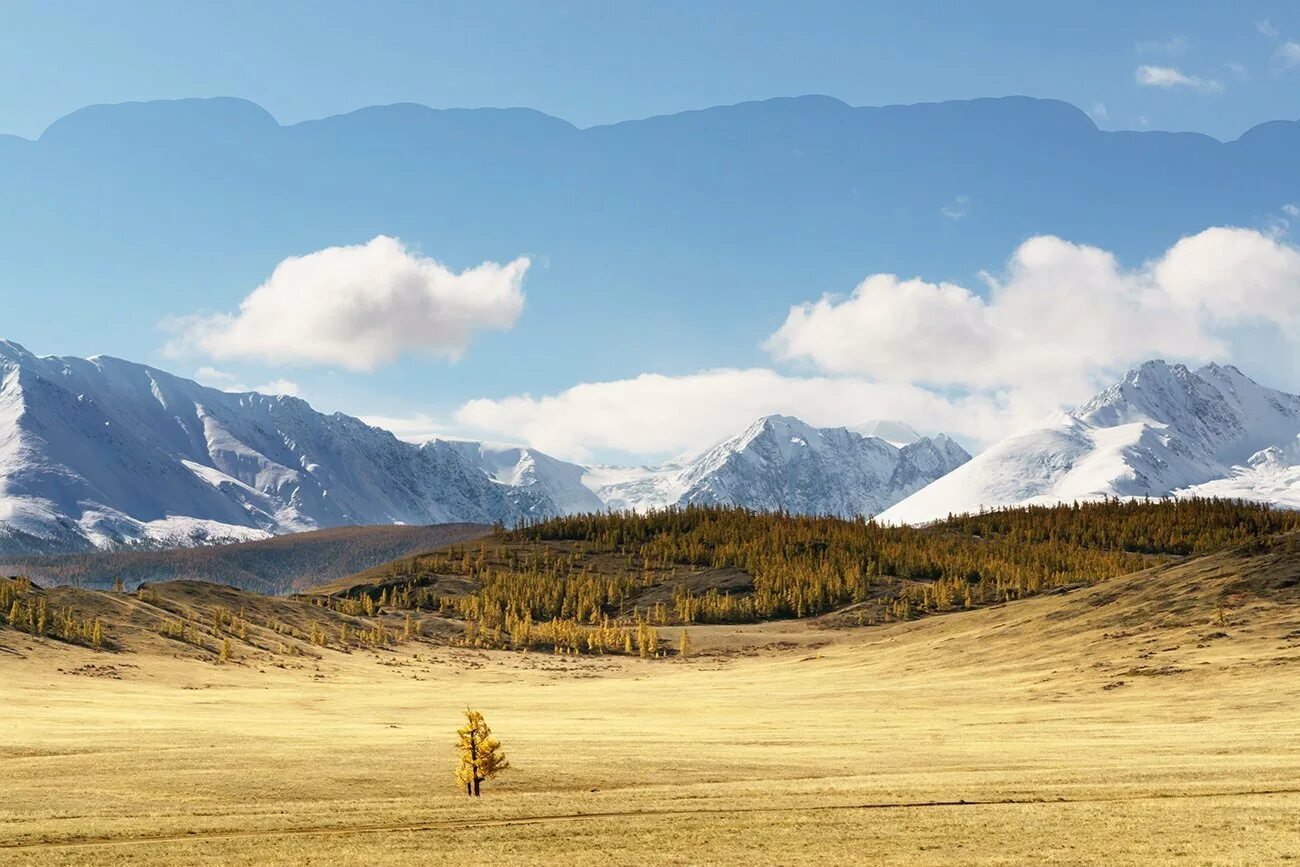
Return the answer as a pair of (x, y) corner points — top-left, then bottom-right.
(332, 498), (1299, 652)
(0, 577), (104, 647)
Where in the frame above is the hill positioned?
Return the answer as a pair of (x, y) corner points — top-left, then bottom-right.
(0, 523), (491, 595)
(311, 498), (1300, 653)
(3, 503), (1300, 863)
(7, 499), (1298, 662)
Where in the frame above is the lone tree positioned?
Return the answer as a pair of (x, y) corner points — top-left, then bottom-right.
(455, 709), (508, 797)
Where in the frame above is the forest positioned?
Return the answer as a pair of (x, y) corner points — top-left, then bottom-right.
(321, 497), (1300, 655)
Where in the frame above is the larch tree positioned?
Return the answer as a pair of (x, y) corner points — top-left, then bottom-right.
(455, 709), (509, 797)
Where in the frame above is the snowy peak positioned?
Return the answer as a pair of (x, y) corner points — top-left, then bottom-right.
(435, 439), (604, 516)
(0, 341), (974, 552)
(852, 419), (922, 446)
(597, 414), (970, 517)
(0, 341), (595, 554)
(879, 360), (1300, 525)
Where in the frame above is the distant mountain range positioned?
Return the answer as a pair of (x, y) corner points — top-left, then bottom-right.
(879, 361), (1300, 524)
(589, 415), (969, 516)
(0, 341), (966, 554)
(4, 340), (1299, 557)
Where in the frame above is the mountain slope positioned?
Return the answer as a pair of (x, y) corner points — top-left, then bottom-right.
(0, 342), (591, 554)
(593, 415), (970, 517)
(879, 361), (1300, 524)
(0, 523), (492, 595)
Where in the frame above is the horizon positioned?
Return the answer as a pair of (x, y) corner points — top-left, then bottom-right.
(6, 91), (1295, 144)
(3, 2), (1300, 467)
(3, 90), (1300, 463)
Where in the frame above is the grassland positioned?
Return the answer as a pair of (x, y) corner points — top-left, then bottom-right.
(3, 532), (1300, 864)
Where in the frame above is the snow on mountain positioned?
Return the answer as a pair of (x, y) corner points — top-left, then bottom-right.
(438, 440), (605, 516)
(878, 361), (1300, 525)
(850, 419), (922, 447)
(0, 341), (592, 554)
(592, 415), (970, 517)
(0, 340), (970, 554)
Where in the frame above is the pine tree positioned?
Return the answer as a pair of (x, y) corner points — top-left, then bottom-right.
(455, 709), (509, 797)
(679, 628), (691, 658)
(219, 637), (232, 662)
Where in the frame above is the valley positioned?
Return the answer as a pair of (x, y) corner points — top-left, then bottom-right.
(2, 521), (1299, 864)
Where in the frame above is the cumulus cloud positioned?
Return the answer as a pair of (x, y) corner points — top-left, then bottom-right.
(1153, 227), (1300, 324)
(454, 228), (1300, 462)
(455, 369), (1009, 463)
(167, 236), (528, 371)
(1277, 41), (1300, 67)
(195, 366), (301, 396)
(1258, 19), (1279, 39)
(766, 227), (1300, 403)
(1135, 65), (1223, 93)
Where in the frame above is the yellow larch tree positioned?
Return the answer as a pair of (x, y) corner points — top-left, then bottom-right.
(455, 709), (509, 797)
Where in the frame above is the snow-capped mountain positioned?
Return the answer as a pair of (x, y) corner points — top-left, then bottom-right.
(0, 340), (974, 554)
(0, 341), (595, 554)
(878, 361), (1300, 525)
(439, 440), (605, 516)
(590, 415), (970, 517)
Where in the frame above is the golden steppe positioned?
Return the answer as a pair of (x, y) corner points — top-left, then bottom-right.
(3, 540), (1300, 865)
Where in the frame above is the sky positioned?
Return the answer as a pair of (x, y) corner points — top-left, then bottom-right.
(2, 0), (1299, 142)
(3, 2), (1300, 465)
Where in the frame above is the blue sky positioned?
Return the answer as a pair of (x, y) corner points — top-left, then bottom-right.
(3, 2), (1300, 464)
(2, 0), (1299, 141)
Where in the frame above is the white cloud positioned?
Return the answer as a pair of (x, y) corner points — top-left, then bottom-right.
(1284, 204), (1300, 218)
(1089, 102), (1109, 122)
(766, 226), (1300, 424)
(1257, 19), (1279, 39)
(194, 366), (301, 396)
(1277, 41), (1300, 67)
(455, 228), (1300, 462)
(455, 369), (1010, 463)
(940, 195), (971, 220)
(1153, 227), (1300, 325)
(166, 236), (528, 371)
(1135, 65), (1223, 93)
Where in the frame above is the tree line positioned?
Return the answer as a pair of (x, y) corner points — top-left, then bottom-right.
(328, 497), (1300, 654)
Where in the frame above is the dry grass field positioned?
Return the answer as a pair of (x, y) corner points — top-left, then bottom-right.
(3, 538), (1300, 864)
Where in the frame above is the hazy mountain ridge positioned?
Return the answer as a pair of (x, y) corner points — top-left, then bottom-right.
(879, 361), (1300, 524)
(5, 94), (1300, 396)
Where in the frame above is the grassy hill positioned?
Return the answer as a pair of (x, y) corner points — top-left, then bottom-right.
(0, 523), (493, 595)
(312, 498), (1300, 654)
(3, 503), (1300, 863)
(4, 499), (1298, 664)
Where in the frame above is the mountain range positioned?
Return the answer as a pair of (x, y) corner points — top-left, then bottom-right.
(879, 361), (1300, 524)
(4, 339), (1299, 556)
(0, 341), (966, 554)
